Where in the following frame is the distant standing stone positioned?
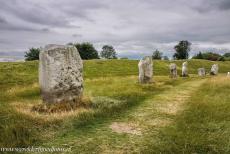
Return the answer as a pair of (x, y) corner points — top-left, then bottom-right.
(227, 72), (230, 77)
(39, 44), (83, 104)
(210, 64), (219, 75)
(182, 62), (188, 77)
(138, 56), (153, 83)
(198, 68), (206, 77)
(169, 63), (177, 78)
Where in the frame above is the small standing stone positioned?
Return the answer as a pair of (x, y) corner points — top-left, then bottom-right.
(138, 56), (153, 83)
(227, 72), (230, 77)
(39, 44), (83, 104)
(182, 61), (188, 77)
(198, 68), (206, 77)
(210, 64), (219, 75)
(169, 63), (177, 78)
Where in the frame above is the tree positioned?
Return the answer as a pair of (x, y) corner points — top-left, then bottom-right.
(25, 48), (40, 61)
(163, 56), (169, 60)
(223, 52), (230, 61)
(74, 42), (99, 60)
(152, 49), (163, 59)
(223, 53), (230, 57)
(100, 45), (117, 59)
(192, 52), (224, 61)
(192, 51), (203, 59)
(173, 40), (191, 59)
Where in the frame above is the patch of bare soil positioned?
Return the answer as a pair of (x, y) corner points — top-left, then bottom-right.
(156, 95), (191, 115)
(147, 118), (172, 127)
(110, 122), (142, 135)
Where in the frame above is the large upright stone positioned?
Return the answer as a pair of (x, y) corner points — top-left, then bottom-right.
(198, 68), (205, 77)
(169, 63), (177, 78)
(39, 44), (83, 104)
(138, 56), (153, 83)
(182, 61), (188, 77)
(210, 64), (218, 75)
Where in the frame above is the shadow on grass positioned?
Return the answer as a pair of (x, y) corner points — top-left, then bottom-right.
(0, 77), (191, 148)
(63, 79), (186, 134)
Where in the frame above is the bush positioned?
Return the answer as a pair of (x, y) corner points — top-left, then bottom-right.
(193, 52), (224, 61)
(152, 50), (163, 59)
(24, 48), (40, 61)
(100, 45), (117, 59)
(163, 56), (169, 60)
(173, 40), (191, 59)
(74, 42), (99, 60)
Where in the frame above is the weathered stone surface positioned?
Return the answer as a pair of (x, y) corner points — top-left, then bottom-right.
(182, 61), (188, 77)
(169, 63), (177, 78)
(39, 44), (83, 104)
(210, 64), (219, 75)
(198, 68), (206, 77)
(138, 56), (153, 83)
(227, 72), (230, 77)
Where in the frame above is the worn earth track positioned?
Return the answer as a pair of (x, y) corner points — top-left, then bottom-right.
(43, 79), (207, 154)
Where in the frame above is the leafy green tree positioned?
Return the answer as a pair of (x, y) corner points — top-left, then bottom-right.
(74, 42), (99, 60)
(202, 52), (222, 61)
(192, 52), (203, 59)
(173, 40), (191, 59)
(223, 53), (230, 61)
(152, 49), (163, 59)
(163, 56), (169, 60)
(218, 56), (225, 61)
(100, 45), (117, 59)
(120, 57), (128, 59)
(193, 52), (224, 61)
(25, 48), (40, 61)
(223, 53), (230, 57)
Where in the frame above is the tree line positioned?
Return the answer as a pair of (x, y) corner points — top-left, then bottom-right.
(25, 40), (230, 61)
(152, 40), (230, 61)
(25, 43), (117, 61)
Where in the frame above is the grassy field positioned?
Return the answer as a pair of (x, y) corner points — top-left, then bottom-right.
(0, 59), (230, 153)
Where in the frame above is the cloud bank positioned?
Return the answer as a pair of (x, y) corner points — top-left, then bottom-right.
(0, 0), (230, 59)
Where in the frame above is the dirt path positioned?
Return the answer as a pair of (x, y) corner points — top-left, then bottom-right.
(44, 79), (207, 154)
(109, 79), (207, 148)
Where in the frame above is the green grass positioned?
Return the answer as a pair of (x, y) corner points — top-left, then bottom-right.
(0, 59), (230, 153)
(146, 76), (230, 153)
(84, 59), (230, 77)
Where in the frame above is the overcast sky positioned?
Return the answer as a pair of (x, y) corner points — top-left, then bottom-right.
(0, 0), (230, 59)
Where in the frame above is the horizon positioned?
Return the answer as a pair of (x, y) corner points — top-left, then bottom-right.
(0, 44), (229, 62)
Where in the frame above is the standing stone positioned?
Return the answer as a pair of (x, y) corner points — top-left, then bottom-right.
(210, 64), (219, 75)
(39, 44), (83, 104)
(138, 56), (153, 83)
(169, 63), (177, 78)
(198, 68), (206, 77)
(182, 61), (188, 77)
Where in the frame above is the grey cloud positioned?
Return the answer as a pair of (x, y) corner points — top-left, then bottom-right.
(56, 0), (106, 20)
(0, 0), (70, 27)
(0, 16), (6, 23)
(218, 0), (230, 10)
(41, 28), (50, 32)
(0, 20), (52, 32)
(72, 34), (82, 37)
(193, 0), (230, 12)
(0, 0), (230, 59)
